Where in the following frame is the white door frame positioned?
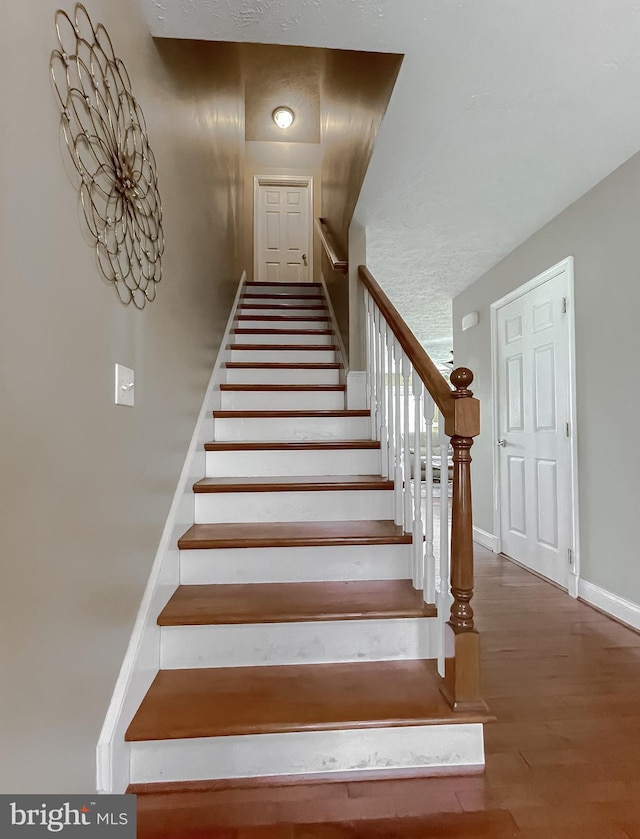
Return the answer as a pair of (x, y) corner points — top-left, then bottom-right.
(253, 175), (314, 283)
(490, 256), (581, 597)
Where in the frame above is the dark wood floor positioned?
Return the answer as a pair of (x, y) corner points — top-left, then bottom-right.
(136, 547), (640, 838)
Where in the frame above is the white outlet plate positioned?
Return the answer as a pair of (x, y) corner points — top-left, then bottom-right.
(115, 363), (135, 407)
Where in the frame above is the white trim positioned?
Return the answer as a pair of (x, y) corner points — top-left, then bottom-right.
(473, 526), (498, 553)
(253, 175), (314, 283)
(346, 371), (368, 410)
(578, 579), (640, 632)
(490, 256), (580, 594)
(96, 272), (247, 794)
(319, 270), (349, 377)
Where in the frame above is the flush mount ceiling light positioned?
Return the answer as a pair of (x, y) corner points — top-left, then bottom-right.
(272, 106), (295, 129)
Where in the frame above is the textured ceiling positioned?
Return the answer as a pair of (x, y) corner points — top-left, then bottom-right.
(141, 0), (640, 361)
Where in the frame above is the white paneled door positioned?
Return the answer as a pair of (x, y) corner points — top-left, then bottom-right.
(254, 178), (312, 283)
(494, 259), (577, 590)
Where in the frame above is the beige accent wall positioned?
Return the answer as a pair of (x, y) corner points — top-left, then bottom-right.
(243, 141), (322, 282)
(0, 4), (244, 792)
(320, 50), (402, 363)
(242, 44), (322, 145)
(453, 149), (640, 605)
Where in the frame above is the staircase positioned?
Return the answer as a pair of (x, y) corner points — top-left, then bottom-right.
(125, 280), (487, 792)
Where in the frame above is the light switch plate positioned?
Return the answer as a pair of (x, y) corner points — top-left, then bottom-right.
(115, 363), (135, 407)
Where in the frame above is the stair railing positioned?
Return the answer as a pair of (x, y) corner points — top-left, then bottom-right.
(359, 265), (485, 712)
(316, 218), (349, 273)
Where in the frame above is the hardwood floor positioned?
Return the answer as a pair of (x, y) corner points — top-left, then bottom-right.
(135, 548), (640, 838)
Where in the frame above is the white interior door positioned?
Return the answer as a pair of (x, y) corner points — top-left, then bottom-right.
(254, 179), (312, 283)
(494, 260), (576, 590)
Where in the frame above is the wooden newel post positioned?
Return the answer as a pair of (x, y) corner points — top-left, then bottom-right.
(441, 368), (487, 713)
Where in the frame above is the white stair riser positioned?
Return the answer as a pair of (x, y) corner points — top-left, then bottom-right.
(213, 415), (370, 441)
(180, 544), (412, 584)
(232, 332), (333, 346)
(244, 284), (321, 296)
(205, 447), (380, 477)
(226, 367), (340, 385)
(194, 489), (394, 523)
(239, 306), (328, 317)
(220, 390), (345, 411)
(241, 297), (325, 308)
(236, 318), (331, 331)
(160, 618), (438, 669)
(228, 348), (336, 363)
(129, 724), (485, 785)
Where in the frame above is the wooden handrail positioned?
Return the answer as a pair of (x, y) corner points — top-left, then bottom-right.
(358, 266), (455, 417)
(316, 219), (348, 273)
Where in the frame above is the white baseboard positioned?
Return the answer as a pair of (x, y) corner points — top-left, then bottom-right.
(473, 527), (498, 552)
(578, 579), (640, 632)
(96, 271), (247, 794)
(347, 370), (367, 410)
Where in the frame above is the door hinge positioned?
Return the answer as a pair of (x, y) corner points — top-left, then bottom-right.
(568, 548), (573, 566)
(565, 421), (570, 437)
(562, 297), (567, 314)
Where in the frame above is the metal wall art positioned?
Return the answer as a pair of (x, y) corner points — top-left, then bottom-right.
(50, 4), (164, 309)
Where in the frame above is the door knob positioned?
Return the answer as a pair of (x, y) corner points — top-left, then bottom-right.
(497, 439), (506, 447)
(302, 253), (308, 266)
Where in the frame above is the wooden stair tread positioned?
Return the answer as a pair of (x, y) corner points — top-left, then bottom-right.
(178, 520), (410, 549)
(158, 580), (436, 626)
(225, 362), (340, 370)
(193, 475), (393, 493)
(220, 384), (345, 392)
(212, 409), (369, 418)
(129, 776), (507, 797)
(125, 660), (489, 742)
(204, 440), (379, 451)
(245, 282), (322, 288)
(239, 303), (328, 310)
(241, 293), (325, 301)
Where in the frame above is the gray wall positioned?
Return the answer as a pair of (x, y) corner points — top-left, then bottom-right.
(453, 149), (640, 606)
(0, 3), (244, 791)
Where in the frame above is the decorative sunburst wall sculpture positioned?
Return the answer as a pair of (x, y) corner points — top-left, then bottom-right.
(50, 4), (164, 309)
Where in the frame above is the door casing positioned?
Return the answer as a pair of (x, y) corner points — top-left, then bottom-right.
(253, 175), (314, 283)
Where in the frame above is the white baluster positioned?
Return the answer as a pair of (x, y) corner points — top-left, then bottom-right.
(402, 356), (412, 532)
(374, 307), (382, 441)
(386, 325), (395, 481)
(365, 292), (374, 419)
(394, 340), (403, 526)
(437, 407), (451, 678)
(412, 376), (424, 589)
(423, 388), (435, 604)
(378, 316), (388, 478)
